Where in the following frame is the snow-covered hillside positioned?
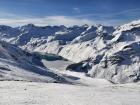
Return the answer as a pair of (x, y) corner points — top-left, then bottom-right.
(60, 20), (140, 83)
(0, 41), (72, 83)
(0, 19), (140, 83)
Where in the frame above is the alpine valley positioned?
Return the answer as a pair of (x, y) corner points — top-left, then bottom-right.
(0, 20), (140, 105)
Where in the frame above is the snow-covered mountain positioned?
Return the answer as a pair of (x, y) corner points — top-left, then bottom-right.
(0, 41), (71, 83)
(0, 19), (140, 83)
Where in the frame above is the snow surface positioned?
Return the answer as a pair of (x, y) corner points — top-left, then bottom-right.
(0, 80), (140, 105)
(0, 41), (74, 83)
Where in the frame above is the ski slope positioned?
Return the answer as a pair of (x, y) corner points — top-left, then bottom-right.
(0, 80), (140, 105)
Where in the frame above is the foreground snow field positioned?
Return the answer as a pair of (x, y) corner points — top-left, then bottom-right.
(0, 81), (140, 105)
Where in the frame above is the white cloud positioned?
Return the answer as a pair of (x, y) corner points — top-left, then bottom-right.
(1, 8), (140, 27)
(0, 16), (130, 27)
(0, 16), (95, 26)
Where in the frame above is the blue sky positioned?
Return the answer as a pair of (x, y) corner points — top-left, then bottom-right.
(0, 0), (140, 26)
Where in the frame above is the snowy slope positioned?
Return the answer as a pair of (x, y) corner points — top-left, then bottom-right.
(0, 41), (72, 83)
(59, 25), (114, 62)
(59, 20), (140, 83)
(88, 19), (140, 83)
(0, 81), (140, 105)
(0, 24), (88, 53)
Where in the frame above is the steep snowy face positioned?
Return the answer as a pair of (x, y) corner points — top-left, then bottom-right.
(0, 24), (89, 53)
(71, 25), (114, 45)
(0, 25), (20, 37)
(53, 25), (88, 41)
(19, 24), (67, 39)
(0, 25), (20, 43)
(112, 19), (140, 43)
(59, 19), (140, 83)
(89, 42), (140, 83)
(106, 19), (140, 56)
(20, 25), (89, 53)
(113, 19), (140, 34)
(59, 25), (115, 62)
(0, 24), (114, 56)
(0, 24), (67, 45)
(71, 26), (98, 43)
(0, 41), (70, 83)
(88, 19), (140, 83)
(16, 24), (68, 45)
(0, 41), (30, 62)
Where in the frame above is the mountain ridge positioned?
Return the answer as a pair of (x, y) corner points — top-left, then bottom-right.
(0, 19), (140, 83)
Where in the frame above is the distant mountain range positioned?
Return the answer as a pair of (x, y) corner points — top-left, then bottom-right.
(0, 19), (140, 83)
